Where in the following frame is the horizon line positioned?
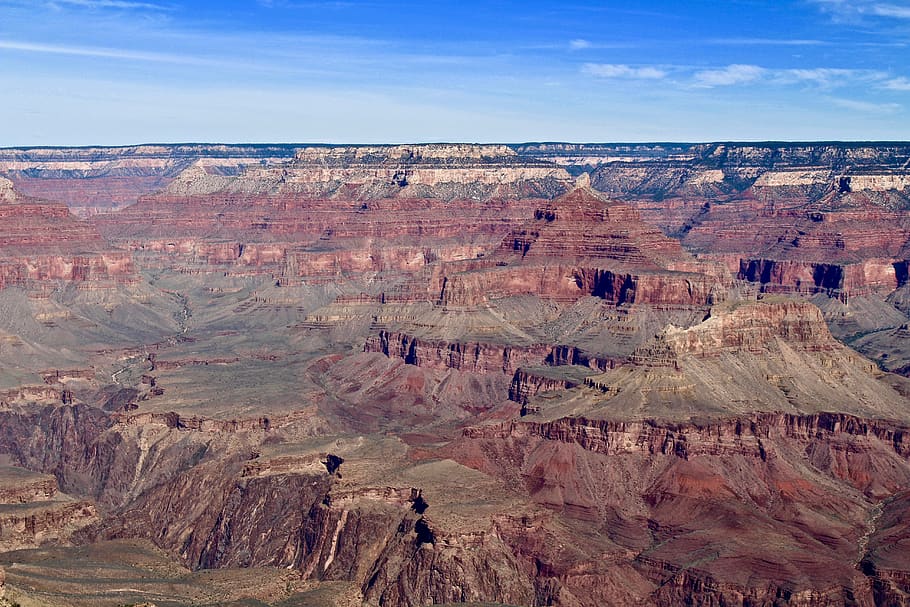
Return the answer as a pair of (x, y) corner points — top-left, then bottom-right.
(3, 139), (910, 151)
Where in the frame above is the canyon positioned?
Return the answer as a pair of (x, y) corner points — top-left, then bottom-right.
(0, 141), (908, 606)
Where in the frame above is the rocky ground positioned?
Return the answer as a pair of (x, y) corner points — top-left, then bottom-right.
(0, 142), (908, 605)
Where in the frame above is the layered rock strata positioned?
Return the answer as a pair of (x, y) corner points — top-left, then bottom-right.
(0, 466), (97, 552)
(0, 180), (134, 289)
(432, 186), (729, 308)
(0, 144), (299, 214)
(451, 410), (910, 606)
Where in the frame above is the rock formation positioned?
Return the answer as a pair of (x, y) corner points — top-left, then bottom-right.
(163, 144), (573, 201)
(0, 144), (299, 215)
(0, 466), (97, 552)
(0, 180), (134, 289)
(0, 141), (907, 606)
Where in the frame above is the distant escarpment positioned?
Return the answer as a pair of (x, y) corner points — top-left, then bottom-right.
(564, 142), (910, 299)
(0, 144), (298, 214)
(575, 142), (910, 203)
(94, 144), (575, 280)
(162, 144), (573, 201)
(431, 186), (729, 308)
(0, 178), (134, 289)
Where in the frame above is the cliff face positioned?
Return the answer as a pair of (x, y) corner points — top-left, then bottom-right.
(0, 377), (908, 606)
(647, 299), (834, 358)
(451, 410), (910, 606)
(502, 187), (688, 265)
(566, 143), (910, 299)
(426, 186), (728, 309)
(365, 330), (552, 374)
(159, 143), (573, 202)
(0, 144), (299, 214)
(2, 141), (910, 606)
(0, 466), (97, 552)
(0, 182), (135, 289)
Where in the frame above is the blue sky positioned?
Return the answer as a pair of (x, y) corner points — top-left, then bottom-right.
(1, 0), (909, 144)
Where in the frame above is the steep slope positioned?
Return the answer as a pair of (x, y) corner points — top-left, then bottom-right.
(526, 299), (907, 421)
(0, 142), (908, 607)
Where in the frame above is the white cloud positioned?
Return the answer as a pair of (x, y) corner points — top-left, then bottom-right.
(582, 63), (666, 79)
(871, 3), (910, 18)
(708, 38), (825, 46)
(46, 0), (170, 9)
(884, 76), (910, 90)
(693, 64), (765, 87)
(690, 65), (892, 89)
(569, 39), (592, 50)
(0, 39), (224, 66)
(811, 0), (910, 20)
(786, 68), (856, 82)
(830, 97), (901, 112)
(778, 67), (889, 88)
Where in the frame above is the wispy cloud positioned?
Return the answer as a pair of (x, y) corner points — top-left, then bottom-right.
(569, 38), (592, 50)
(690, 64), (892, 89)
(885, 76), (910, 89)
(38, 0), (170, 9)
(583, 63), (666, 79)
(871, 3), (910, 18)
(707, 37), (826, 45)
(829, 97), (902, 112)
(0, 39), (228, 66)
(777, 67), (887, 87)
(693, 64), (766, 87)
(785, 67), (857, 83)
(811, 0), (910, 20)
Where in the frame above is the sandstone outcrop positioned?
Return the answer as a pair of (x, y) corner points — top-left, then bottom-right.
(0, 141), (909, 607)
(0, 466), (97, 552)
(164, 144), (573, 201)
(0, 178), (15, 203)
(563, 299), (907, 421)
(0, 144), (298, 215)
(0, 182), (134, 289)
(451, 409), (910, 606)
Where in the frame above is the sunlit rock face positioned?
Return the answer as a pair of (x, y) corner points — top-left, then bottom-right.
(0, 142), (908, 606)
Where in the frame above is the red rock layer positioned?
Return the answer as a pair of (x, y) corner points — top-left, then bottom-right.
(364, 330), (552, 374)
(9, 175), (172, 215)
(99, 193), (543, 282)
(0, 187), (134, 288)
(503, 187), (687, 266)
(450, 411), (910, 605)
(651, 192), (910, 298)
(427, 187), (728, 308)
